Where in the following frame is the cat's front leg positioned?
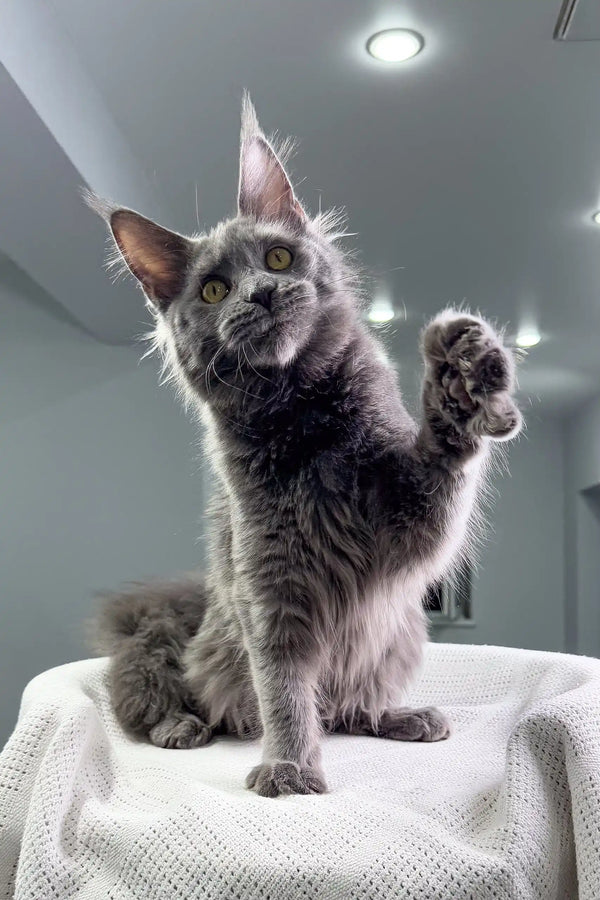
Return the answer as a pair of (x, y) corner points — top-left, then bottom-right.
(417, 309), (522, 463)
(242, 597), (327, 797)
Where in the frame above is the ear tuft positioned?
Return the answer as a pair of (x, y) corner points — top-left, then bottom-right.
(240, 91), (261, 146)
(238, 95), (306, 225)
(81, 187), (116, 223)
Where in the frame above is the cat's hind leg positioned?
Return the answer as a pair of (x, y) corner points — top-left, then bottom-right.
(91, 578), (214, 749)
(149, 711), (212, 749)
(334, 707), (451, 742)
(376, 707), (451, 741)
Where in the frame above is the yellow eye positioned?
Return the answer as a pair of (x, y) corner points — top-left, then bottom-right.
(266, 246), (293, 271)
(202, 279), (229, 304)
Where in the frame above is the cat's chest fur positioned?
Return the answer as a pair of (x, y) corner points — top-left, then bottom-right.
(204, 371), (369, 497)
(202, 401), (432, 723)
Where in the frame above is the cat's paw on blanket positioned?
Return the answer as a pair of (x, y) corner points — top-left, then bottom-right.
(246, 761), (328, 797)
(378, 706), (451, 742)
(149, 712), (213, 749)
(422, 310), (522, 441)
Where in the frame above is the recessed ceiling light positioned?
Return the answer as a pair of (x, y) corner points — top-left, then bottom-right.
(592, 211), (600, 225)
(515, 328), (541, 348)
(367, 298), (395, 323)
(366, 29), (424, 63)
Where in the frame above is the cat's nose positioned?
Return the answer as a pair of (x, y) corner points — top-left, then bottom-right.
(246, 286), (274, 312)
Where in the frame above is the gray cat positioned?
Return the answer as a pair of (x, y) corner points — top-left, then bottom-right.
(90, 97), (521, 797)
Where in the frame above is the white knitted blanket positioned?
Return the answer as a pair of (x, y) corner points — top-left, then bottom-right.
(1, 643), (599, 899)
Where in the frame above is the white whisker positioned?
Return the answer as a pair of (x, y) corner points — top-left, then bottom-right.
(210, 352), (263, 401)
(245, 344), (275, 383)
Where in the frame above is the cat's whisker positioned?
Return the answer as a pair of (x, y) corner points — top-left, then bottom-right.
(204, 345), (224, 398)
(210, 353), (263, 401)
(194, 183), (200, 231)
(375, 264), (407, 275)
(244, 344), (274, 384)
(236, 347), (244, 383)
(316, 191), (323, 238)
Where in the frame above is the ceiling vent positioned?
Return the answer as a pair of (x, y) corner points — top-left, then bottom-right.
(555, 0), (600, 40)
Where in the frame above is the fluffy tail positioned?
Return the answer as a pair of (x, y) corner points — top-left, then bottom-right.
(90, 577), (207, 738)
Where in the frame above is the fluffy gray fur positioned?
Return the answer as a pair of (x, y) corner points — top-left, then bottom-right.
(90, 96), (521, 797)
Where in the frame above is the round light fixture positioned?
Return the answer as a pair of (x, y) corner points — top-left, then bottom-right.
(592, 211), (600, 225)
(367, 298), (395, 323)
(515, 329), (541, 349)
(367, 29), (424, 63)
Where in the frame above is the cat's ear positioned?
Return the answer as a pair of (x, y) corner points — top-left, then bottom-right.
(85, 193), (192, 309)
(237, 95), (306, 225)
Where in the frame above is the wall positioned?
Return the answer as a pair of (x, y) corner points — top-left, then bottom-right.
(0, 263), (204, 746)
(434, 412), (566, 652)
(564, 394), (600, 656)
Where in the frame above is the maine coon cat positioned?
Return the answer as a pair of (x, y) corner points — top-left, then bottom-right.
(91, 97), (521, 797)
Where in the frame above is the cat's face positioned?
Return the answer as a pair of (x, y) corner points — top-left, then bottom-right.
(168, 215), (345, 373)
(94, 96), (357, 404)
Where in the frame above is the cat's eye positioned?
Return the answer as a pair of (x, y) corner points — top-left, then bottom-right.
(201, 279), (229, 304)
(266, 246), (293, 271)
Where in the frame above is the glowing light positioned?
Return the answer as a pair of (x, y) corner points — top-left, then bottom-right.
(366, 29), (424, 63)
(592, 211), (600, 225)
(367, 298), (395, 323)
(515, 329), (541, 348)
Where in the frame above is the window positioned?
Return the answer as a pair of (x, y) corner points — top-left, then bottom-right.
(425, 566), (473, 625)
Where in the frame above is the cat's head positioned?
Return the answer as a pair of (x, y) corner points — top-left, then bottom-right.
(90, 96), (359, 405)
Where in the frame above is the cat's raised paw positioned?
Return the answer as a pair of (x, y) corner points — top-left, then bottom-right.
(246, 761), (328, 797)
(149, 712), (212, 749)
(379, 706), (451, 742)
(422, 310), (522, 441)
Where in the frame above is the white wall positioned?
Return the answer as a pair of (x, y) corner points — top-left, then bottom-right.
(564, 394), (600, 656)
(0, 263), (204, 745)
(434, 413), (566, 652)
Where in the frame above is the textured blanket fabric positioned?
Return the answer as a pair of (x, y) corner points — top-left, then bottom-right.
(1, 644), (599, 900)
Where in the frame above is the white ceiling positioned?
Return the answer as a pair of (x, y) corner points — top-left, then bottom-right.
(2, 0), (600, 412)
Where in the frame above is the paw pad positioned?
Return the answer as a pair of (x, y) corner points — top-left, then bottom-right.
(422, 311), (521, 441)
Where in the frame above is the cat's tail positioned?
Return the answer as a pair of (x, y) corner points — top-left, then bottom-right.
(89, 577), (208, 740)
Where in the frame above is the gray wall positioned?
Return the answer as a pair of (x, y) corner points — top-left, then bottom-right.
(434, 413), (566, 652)
(0, 265), (203, 745)
(564, 394), (600, 656)
(0, 261), (571, 745)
